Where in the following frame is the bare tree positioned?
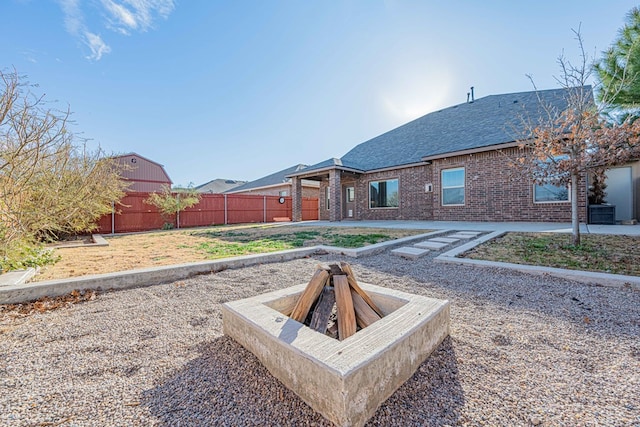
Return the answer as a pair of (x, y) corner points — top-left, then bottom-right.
(144, 184), (201, 229)
(0, 70), (128, 271)
(515, 29), (640, 246)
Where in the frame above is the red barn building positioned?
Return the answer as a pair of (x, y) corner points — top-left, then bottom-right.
(114, 152), (172, 192)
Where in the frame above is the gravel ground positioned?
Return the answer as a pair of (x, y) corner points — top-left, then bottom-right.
(1, 250), (639, 426)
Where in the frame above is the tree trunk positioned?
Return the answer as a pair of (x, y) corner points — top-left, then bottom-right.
(571, 172), (580, 246)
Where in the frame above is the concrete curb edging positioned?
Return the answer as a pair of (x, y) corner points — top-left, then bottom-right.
(436, 231), (640, 291)
(91, 234), (109, 247)
(0, 248), (317, 304)
(0, 231), (444, 304)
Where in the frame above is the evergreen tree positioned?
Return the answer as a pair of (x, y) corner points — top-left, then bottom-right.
(595, 7), (640, 109)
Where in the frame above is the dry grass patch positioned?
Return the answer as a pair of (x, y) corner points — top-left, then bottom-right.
(35, 224), (427, 281)
(464, 232), (640, 276)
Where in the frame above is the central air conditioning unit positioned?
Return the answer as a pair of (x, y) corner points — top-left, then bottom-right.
(425, 183), (433, 193)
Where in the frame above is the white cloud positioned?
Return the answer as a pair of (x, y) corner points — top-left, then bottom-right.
(84, 32), (112, 61)
(56, 0), (175, 60)
(101, 0), (175, 34)
(58, 0), (83, 34)
(102, 0), (138, 33)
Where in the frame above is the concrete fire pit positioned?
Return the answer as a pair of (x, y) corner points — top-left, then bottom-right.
(222, 282), (450, 427)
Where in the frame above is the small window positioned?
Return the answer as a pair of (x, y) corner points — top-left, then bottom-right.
(325, 187), (330, 210)
(279, 190), (288, 197)
(442, 168), (465, 206)
(369, 179), (398, 208)
(534, 183), (569, 202)
(346, 187), (355, 202)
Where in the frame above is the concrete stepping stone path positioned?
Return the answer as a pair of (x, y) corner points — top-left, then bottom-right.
(448, 232), (479, 239)
(414, 241), (448, 250)
(391, 247), (430, 259)
(430, 237), (460, 244)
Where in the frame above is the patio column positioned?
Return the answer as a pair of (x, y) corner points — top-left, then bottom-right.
(292, 176), (303, 222)
(329, 169), (341, 222)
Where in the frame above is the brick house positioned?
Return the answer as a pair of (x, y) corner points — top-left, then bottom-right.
(287, 87), (593, 223)
(225, 164), (320, 199)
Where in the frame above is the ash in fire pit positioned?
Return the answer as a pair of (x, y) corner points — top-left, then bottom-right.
(284, 262), (384, 340)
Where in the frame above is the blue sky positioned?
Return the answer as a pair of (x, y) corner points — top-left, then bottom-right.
(1, 1), (638, 186)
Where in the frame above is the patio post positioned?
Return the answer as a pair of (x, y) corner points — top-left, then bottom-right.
(292, 176), (303, 222)
(329, 169), (341, 222)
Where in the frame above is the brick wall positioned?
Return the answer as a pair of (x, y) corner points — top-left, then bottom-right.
(319, 165), (433, 221)
(354, 166), (433, 221)
(430, 148), (586, 222)
(317, 147), (587, 223)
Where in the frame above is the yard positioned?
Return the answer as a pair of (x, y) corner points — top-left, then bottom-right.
(35, 224), (427, 281)
(1, 250), (638, 426)
(463, 232), (640, 277)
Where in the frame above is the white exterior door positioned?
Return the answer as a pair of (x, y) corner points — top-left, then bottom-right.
(605, 167), (633, 221)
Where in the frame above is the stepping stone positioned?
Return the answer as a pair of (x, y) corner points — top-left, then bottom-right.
(430, 237), (460, 244)
(448, 233), (476, 239)
(391, 247), (430, 259)
(414, 241), (448, 250)
(455, 231), (483, 236)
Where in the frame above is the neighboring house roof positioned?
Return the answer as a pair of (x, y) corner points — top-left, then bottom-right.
(226, 164), (316, 193)
(293, 86), (593, 175)
(196, 178), (247, 193)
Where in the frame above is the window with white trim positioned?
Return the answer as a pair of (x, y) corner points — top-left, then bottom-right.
(441, 167), (465, 206)
(369, 179), (398, 208)
(325, 187), (330, 210)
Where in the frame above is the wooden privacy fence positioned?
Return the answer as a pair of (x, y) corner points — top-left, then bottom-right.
(96, 193), (319, 234)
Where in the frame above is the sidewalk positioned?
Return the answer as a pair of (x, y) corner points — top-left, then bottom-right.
(290, 220), (640, 235)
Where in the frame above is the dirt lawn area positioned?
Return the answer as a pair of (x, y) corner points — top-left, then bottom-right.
(36, 224), (427, 281)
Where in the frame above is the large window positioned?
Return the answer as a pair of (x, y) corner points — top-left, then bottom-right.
(442, 167), (465, 205)
(369, 179), (398, 208)
(534, 183), (569, 202)
(533, 156), (570, 203)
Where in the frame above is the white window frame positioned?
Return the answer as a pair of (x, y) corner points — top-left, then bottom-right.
(369, 179), (399, 209)
(441, 167), (465, 206)
(325, 187), (330, 210)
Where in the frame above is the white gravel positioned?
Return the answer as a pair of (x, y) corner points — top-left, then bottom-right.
(1, 251), (639, 426)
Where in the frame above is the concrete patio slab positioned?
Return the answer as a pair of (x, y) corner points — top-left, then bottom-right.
(391, 247), (430, 259)
(222, 282), (450, 427)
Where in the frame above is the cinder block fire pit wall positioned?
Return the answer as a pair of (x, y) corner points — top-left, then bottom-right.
(222, 282), (450, 427)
